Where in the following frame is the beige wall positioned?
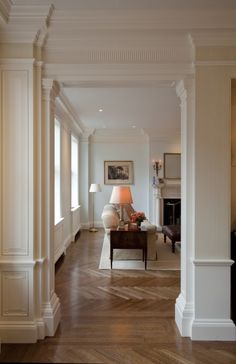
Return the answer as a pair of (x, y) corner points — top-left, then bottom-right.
(231, 85), (236, 229)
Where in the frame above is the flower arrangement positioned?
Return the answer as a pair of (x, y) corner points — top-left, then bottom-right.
(130, 211), (146, 226)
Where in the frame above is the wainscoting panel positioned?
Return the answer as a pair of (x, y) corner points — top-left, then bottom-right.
(2, 271), (29, 317)
(0, 68), (33, 256)
(54, 220), (64, 263)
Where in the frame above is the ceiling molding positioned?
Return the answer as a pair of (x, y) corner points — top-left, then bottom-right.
(0, 3), (54, 44)
(44, 63), (194, 83)
(144, 128), (181, 142)
(189, 30), (236, 47)
(56, 91), (85, 135)
(51, 9), (236, 31)
(195, 61), (236, 67)
(91, 128), (148, 144)
(61, 80), (176, 88)
(43, 45), (193, 65)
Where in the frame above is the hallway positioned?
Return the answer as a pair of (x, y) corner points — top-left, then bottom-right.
(0, 230), (235, 363)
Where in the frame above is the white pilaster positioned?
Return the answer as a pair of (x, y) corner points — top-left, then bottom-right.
(175, 78), (195, 336)
(41, 78), (61, 336)
(189, 60), (236, 340)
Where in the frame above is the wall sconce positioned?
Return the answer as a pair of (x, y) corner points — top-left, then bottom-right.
(153, 160), (162, 176)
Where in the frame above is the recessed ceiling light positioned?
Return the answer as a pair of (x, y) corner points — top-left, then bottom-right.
(132, 125), (136, 128)
(99, 108), (103, 112)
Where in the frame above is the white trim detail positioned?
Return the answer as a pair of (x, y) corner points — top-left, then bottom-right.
(175, 293), (194, 337)
(191, 319), (236, 341)
(42, 293), (61, 337)
(193, 259), (234, 267)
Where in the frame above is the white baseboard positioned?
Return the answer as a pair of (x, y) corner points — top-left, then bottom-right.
(42, 292), (61, 336)
(82, 221), (103, 229)
(0, 322), (38, 343)
(0, 293), (61, 343)
(191, 319), (236, 341)
(64, 233), (73, 251)
(175, 293), (194, 337)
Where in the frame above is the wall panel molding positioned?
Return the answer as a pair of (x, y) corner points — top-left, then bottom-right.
(2, 271), (29, 317)
(0, 67), (33, 256)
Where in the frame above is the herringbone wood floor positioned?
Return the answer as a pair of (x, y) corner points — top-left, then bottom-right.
(0, 229), (235, 363)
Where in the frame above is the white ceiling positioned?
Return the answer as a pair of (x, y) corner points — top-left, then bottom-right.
(63, 85), (180, 131)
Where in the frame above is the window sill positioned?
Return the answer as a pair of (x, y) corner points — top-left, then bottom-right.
(54, 217), (64, 227)
(71, 205), (80, 212)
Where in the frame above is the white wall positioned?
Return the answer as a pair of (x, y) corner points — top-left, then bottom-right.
(88, 133), (181, 226)
(90, 139), (149, 224)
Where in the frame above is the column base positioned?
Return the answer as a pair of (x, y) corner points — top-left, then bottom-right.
(175, 293), (194, 337)
(191, 319), (236, 341)
(42, 292), (61, 337)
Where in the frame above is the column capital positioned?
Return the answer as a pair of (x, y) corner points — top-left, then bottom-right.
(176, 78), (194, 101)
(80, 128), (94, 142)
(42, 79), (60, 101)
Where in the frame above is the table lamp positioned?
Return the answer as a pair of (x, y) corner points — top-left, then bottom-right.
(109, 186), (133, 225)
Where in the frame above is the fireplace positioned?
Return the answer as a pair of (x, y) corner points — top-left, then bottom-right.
(163, 198), (181, 225)
(152, 180), (181, 230)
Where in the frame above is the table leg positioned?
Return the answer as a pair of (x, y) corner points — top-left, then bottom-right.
(110, 246), (113, 268)
(171, 240), (175, 253)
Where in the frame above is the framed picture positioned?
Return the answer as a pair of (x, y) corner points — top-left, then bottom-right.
(104, 160), (134, 185)
(164, 153), (181, 179)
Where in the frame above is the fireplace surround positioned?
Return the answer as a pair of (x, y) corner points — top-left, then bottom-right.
(153, 180), (181, 230)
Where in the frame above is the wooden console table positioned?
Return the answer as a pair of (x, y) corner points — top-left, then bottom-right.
(110, 229), (147, 269)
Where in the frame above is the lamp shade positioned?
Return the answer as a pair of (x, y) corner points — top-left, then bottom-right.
(109, 186), (133, 204)
(89, 183), (101, 193)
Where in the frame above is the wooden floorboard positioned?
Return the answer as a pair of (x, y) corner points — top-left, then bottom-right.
(0, 229), (235, 363)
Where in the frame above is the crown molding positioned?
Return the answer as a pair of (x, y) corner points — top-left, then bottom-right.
(189, 30), (236, 47)
(55, 91), (85, 135)
(91, 128), (148, 144)
(0, 3), (54, 44)
(43, 45), (193, 65)
(195, 61), (236, 67)
(61, 80), (176, 88)
(51, 9), (236, 31)
(144, 128), (181, 143)
(44, 63), (194, 84)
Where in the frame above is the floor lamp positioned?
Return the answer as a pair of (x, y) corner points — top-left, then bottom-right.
(89, 183), (101, 232)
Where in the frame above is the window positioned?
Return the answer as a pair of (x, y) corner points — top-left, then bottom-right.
(71, 135), (79, 208)
(54, 119), (61, 224)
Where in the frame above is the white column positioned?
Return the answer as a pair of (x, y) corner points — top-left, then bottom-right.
(175, 78), (195, 337)
(190, 64), (235, 340)
(41, 79), (61, 337)
(153, 185), (163, 230)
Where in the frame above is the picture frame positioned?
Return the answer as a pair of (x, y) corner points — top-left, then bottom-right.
(164, 153), (181, 179)
(104, 160), (134, 185)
